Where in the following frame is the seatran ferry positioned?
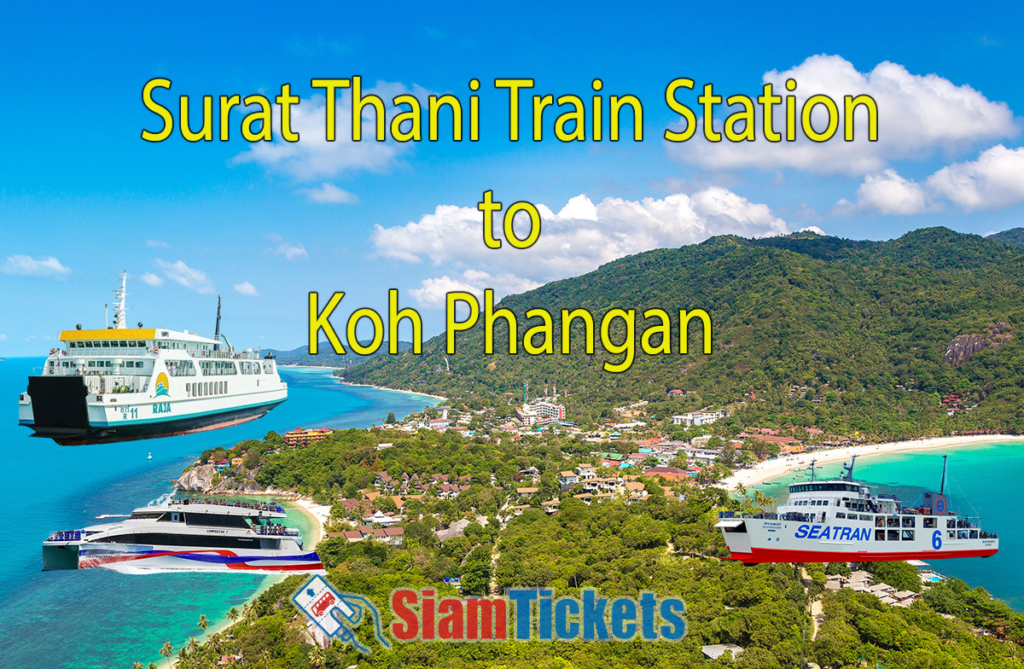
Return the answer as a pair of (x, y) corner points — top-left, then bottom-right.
(716, 455), (998, 563)
(43, 497), (323, 573)
(18, 271), (287, 445)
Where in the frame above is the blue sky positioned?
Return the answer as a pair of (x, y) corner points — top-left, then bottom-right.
(2, 1), (1023, 355)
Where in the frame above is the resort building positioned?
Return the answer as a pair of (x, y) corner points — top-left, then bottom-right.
(283, 427), (333, 447)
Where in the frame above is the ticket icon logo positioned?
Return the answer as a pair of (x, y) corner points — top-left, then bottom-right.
(292, 575), (391, 654)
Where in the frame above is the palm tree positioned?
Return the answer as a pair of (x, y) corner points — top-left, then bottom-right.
(227, 606), (239, 625)
(244, 603), (258, 625)
(260, 648), (271, 669)
(186, 636), (200, 655)
(148, 664), (158, 669)
(753, 490), (776, 512)
(159, 641), (174, 669)
(132, 662), (143, 669)
(308, 646), (326, 669)
(197, 614), (210, 633)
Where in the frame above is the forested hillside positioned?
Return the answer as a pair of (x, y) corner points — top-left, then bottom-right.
(345, 228), (1024, 438)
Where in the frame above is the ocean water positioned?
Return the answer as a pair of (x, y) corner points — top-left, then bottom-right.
(756, 442), (1024, 610)
(0, 360), (437, 669)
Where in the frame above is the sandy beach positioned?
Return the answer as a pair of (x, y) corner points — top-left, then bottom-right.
(335, 379), (448, 402)
(718, 434), (1024, 491)
(293, 497), (330, 548)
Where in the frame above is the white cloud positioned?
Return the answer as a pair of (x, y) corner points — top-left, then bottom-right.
(798, 225), (826, 234)
(846, 144), (1024, 215)
(1, 255), (71, 277)
(233, 281), (259, 296)
(140, 272), (164, 287)
(374, 188), (788, 307)
(146, 239), (169, 248)
(154, 259), (214, 294)
(926, 144), (1024, 210)
(232, 82), (426, 181)
(668, 54), (1017, 175)
(265, 233), (309, 260)
(854, 169), (929, 215)
(297, 182), (360, 204)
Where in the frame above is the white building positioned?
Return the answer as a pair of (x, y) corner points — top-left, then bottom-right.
(672, 409), (725, 427)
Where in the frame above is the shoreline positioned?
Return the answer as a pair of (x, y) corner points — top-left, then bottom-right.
(334, 378), (447, 402)
(182, 496), (328, 665)
(718, 434), (1024, 491)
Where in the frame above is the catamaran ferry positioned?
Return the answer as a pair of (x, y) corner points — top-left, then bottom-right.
(43, 497), (324, 573)
(18, 271), (287, 445)
(716, 456), (998, 563)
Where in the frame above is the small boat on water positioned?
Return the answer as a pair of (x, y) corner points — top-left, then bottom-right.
(42, 497), (323, 573)
(717, 455), (998, 563)
(147, 452), (152, 460)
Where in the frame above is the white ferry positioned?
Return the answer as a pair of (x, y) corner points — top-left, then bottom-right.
(43, 497), (324, 573)
(18, 272), (287, 445)
(716, 456), (998, 563)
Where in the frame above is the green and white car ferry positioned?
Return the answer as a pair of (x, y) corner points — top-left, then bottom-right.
(18, 272), (287, 445)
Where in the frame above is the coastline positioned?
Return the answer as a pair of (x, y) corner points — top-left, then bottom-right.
(334, 378), (447, 402)
(718, 434), (1024, 491)
(182, 497), (328, 665)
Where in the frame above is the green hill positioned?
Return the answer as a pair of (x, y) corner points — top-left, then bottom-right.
(267, 340), (412, 368)
(988, 227), (1024, 247)
(345, 228), (1024, 439)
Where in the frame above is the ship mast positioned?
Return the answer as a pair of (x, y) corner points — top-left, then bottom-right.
(940, 454), (948, 496)
(841, 454), (857, 482)
(214, 295), (222, 341)
(112, 270), (127, 330)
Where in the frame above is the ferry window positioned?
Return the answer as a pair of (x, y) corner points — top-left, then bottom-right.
(887, 530), (899, 541)
(957, 530), (968, 540)
(970, 530), (979, 539)
(835, 512), (846, 519)
(947, 519), (956, 528)
(924, 518), (936, 528)
(203, 382), (208, 396)
(902, 517), (915, 528)
(886, 518), (899, 528)
(254, 364), (261, 375)
(902, 530), (914, 541)
(128, 341), (136, 347)
(859, 514), (872, 521)
(875, 530), (885, 541)
(84, 341), (92, 347)
(948, 530), (955, 539)
(120, 341), (128, 347)
(136, 341), (145, 347)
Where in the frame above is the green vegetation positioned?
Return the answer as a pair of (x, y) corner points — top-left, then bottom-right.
(988, 227), (1024, 247)
(170, 430), (1024, 668)
(266, 340), (412, 368)
(346, 228), (1024, 439)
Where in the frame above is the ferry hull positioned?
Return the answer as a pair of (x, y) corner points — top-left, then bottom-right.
(24, 398), (284, 446)
(44, 543), (324, 573)
(42, 543), (80, 570)
(729, 547), (999, 564)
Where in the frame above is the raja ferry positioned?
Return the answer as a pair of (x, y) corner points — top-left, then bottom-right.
(43, 497), (324, 573)
(716, 455), (998, 563)
(18, 271), (287, 445)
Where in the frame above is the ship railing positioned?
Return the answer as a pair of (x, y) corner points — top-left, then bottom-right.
(169, 498), (284, 514)
(48, 530), (85, 542)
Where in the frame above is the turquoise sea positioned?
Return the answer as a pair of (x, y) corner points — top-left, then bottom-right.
(755, 441), (1024, 610)
(0, 360), (437, 669)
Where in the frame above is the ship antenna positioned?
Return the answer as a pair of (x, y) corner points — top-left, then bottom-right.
(809, 459), (817, 481)
(112, 270), (128, 329)
(214, 295), (222, 342)
(940, 454), (948, 496)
